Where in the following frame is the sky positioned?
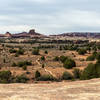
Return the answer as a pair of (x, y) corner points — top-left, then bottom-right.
(0, 0), (100, 35)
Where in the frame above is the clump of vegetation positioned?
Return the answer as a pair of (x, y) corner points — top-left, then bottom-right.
(42, 64), (45, 68)
(15, 74), (29, 83)
(59, 46), (63, 50)
(32, 48), (39, 55)
(80, 63), (97, 80)
(86, 55), (95, 61)
(9, 49), (17, 53)
(12, 62), (17, 67)
(96, 53), (100, 61)
(14, 53), (19, 57)
(41, 56), (45, 61)
(17, 61), (32, 67)
(53, 56), (59, 61)
(59, 56), (68, 63)
(14, 48), (24, 57)
(22, 65), (27, 70)
(17, 48), (24, 55)
(63, 59), (76, 69)
(78, 49), (87, 55)
(35, 70), (41, 79)
(73, 68), (81, 79)
(44, 50), (48, 54)
(62, 71), (73, 80)
(3, 59), (6, 63)
(86, 52), (100, 61)
(0, 70), (13, 83)
(37, 74), (56, 81)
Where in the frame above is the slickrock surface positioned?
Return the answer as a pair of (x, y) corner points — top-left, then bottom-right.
(1, 79), (100, 100)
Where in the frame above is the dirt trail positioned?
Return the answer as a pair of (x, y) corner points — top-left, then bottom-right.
(1, 78), (100, 100)
(36, 57), (56, 78)
(44, 68), (56, 78)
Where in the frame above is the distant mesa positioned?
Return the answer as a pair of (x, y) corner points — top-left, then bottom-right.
(0, 29), (100, 39)
(50, 32), (100, 38)
(0, 29), (46, 38)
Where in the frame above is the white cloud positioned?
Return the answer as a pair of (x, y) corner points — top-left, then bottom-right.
(0, 25), (34, 34)
(0, 0), (100, 34)
(28, 0), (55, 4)
(0, 10), (100, 34)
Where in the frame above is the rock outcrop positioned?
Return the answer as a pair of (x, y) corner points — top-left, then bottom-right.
(5, 32), (12, 38)
(0, 29), (45, 38)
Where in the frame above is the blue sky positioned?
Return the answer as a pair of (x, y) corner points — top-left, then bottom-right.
(0, 0), (100, 34)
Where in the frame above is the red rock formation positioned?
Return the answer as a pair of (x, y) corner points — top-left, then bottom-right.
(5, 32), (12, 38)
(0, 29), (46, 38)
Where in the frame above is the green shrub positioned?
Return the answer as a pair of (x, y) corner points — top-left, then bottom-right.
(32, 49), (39, 55)
(96, 53), (100, 61)
(16, 49), (24, 55)
(44, 50), (48, 54)
(37, 74), (56, 81)
(15, 53), (19, 57)
(17, 61), (32, 67)
(0, 71), (12, 83)
(59, 56), (68, 63)
(42, 64), (45, 68)
(35, 70), (41, 78)
(73, 68), (81, 79)
(41, 56), (45, 61)
(24, 61), (32, 66)
(12, 62), (17, 67)
(63, 59), (76, 69)
(9, 49), (17, 53)
(15, 75), (29, 83)
(17, 62), (25, 67)
(92, 51), (97, 57)
(62, 71), (73, 80)
(86, 55), (95, 61)
(95, 61), (100, 77)
(59, 46), (63, 50)
(23, 66), (27, 70)
(78, 49), (87, 55)
(3, 59), (6, 63)
(80, 63), (97, 80)
(53, 56), (59, 61)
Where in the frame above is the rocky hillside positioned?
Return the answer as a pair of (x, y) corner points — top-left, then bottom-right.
(0, 78), (100, 100)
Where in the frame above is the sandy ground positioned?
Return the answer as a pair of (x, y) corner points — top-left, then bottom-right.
(0, 79), (100, 100)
